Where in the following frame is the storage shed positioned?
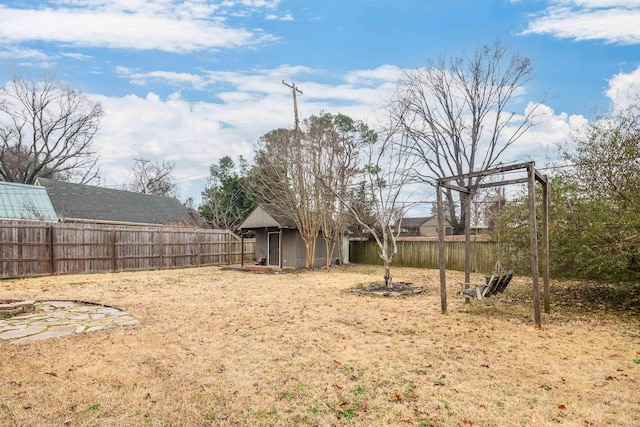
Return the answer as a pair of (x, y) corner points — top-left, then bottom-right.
(239, 204), (330, 268)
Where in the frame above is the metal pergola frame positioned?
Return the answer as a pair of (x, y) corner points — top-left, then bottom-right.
(436, 161), (550, 329)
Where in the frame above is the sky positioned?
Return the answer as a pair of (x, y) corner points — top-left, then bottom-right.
(1, 0), (639, 213)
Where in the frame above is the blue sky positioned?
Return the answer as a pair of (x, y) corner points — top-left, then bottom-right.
(1, 0), (639, 208)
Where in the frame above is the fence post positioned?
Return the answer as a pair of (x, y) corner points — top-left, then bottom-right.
(227, 231), (231, 265)
(49, 225), (56, 275)
(111, 229), (117, 272)
(196, 230), (201, 266)
(158, 229), (164, 269)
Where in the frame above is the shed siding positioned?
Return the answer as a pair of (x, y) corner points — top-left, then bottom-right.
(240, 206), (282, 229)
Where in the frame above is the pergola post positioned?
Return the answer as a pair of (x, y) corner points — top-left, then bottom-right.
(542, 176), (550, 314)
(528, 165), (542, 329)
(437, 181), (447, 314)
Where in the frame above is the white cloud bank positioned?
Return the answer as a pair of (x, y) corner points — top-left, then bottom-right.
(521, 1), (640, 44)
(0, 0), (284, 53)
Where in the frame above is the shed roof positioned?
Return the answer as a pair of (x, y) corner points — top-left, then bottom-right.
(36, 178), (193, 225)
(0, 181), (58, 221)
(239, 204), (297, 229)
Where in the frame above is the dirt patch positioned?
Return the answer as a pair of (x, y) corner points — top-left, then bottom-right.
(0, 265), (638, 426)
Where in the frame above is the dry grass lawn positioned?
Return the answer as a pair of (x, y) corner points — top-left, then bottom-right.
(1, 265), (639, 426)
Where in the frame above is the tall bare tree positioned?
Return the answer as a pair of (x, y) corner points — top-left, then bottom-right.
(306, 113), (375, 266)
(127, 158), (178, 197)
(392, 41), (539, 234)
(0, 74), (102, 184)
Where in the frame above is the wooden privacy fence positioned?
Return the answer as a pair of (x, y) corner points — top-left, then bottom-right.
(0, 220), (255, 279)
(350, 239), (498, 273)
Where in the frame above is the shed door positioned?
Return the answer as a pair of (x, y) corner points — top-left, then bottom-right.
(268, 232), (280, 266)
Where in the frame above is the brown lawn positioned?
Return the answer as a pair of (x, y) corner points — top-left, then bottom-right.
(0, 265), (639, 426)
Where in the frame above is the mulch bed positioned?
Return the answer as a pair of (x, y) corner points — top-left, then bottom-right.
(346, 281), (426, 297)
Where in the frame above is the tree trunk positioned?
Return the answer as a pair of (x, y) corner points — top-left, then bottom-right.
(304, 238), (316, 270)
(384, 260), (393, 288)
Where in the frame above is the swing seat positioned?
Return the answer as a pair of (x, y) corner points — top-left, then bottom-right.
(456, 270), (514, 300)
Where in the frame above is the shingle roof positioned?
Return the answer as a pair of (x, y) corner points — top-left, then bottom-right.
(0, 181), (58, 221)
(400, 216), (434, 228)
(36, 178), (193, 225)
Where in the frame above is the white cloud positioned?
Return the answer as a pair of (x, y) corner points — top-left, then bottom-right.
(344, 65), (405, 86)
(266, 12), (294, 21)
(116, 67), (207, 89)
(0, 45), (50, 60)
(94, 64), (409, 200)
(0, 0), (289, 54)
(0, 6), (263, 53)
(521, 1), (640, 44)
(606, 65), (640, 110)
(505, 102), (588, 163)
(61, 52), (93, 60)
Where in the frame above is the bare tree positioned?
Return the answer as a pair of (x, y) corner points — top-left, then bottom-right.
(249, 113), (373, 269)
(127, 158), (178, 197)
(306, 113), (374, 266)
(392, 41), (539, 234)
(322, 114), (417, 288)
(0, 74), (102, 184)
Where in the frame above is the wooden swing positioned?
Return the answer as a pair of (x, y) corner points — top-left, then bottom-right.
(436, 162), (550, 329)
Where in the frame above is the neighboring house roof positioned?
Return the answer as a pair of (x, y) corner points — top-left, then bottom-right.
(239, 204), (297, 229)
(35, 178), (193, 225)
(0, 181), (58, 221)
(400, 216), (434, 229)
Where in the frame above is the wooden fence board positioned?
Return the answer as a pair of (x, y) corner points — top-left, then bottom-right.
(0, 220), (255, 279)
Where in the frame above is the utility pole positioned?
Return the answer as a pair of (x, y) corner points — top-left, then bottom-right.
(282, 80), (303, 131)
(134, 158), (150, 194)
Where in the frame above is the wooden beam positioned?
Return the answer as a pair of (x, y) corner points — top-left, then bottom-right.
(535, 170), (548, 185)
(439, 161), (534, 184)
(438, 182), (471, 194)
(474, 177), (529, 189)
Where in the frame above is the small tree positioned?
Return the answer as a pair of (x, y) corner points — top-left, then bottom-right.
(0, 74), (102, 184)
(199, 156), (255, 230)
(323, 116), (417, 288)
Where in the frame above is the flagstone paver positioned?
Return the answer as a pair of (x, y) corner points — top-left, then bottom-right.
(0, 300), (138, 345)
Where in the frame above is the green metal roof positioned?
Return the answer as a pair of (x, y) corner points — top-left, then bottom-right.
(0, 181), (58, 221)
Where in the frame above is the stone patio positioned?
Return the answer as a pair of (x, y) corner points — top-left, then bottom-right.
(0, 300), (138, 345)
